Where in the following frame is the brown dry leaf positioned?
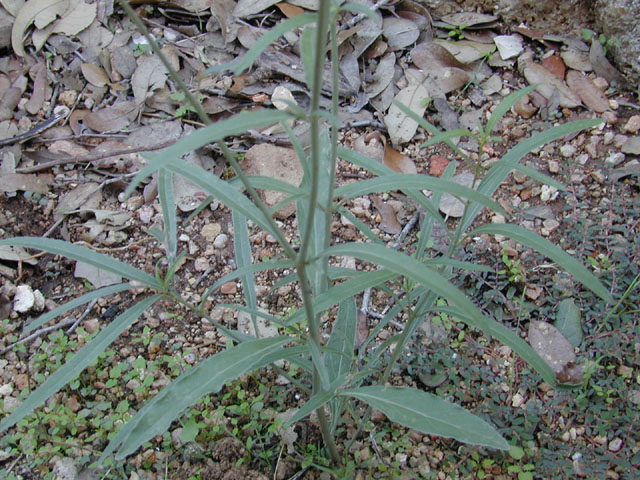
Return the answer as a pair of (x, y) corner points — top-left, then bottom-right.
(352, 131), (385, 161)
(384, 142), (416, 174)
(132, 55), (169, 107)
(566, 70), (610, 113)
(350, 13), (383, 58)
(81, 63), (110, 88)
(371, 194), (401, 234)
(528, 320), (577, 377)
(383, 16), (419, 51)
(48, 139), (89, 156)
(0, 172), (52, 193)
(355, 309), (369, 350)
(435, 39), (495, 63)
(74, 261), (121, 288)
(83, 101), (137, 133)
(172, 0), (212, 12)
(520, 57), (581, 108)
(55, 182), (102, 220)
(276, 1), (304, 17)
(589, 39), (626, 86)
(513, 93), (539, 119)
(541, 54), (565, 80)
(11, 0), (69, 56)
(410, 42), (473, 94)
(25, 62), (48, 114)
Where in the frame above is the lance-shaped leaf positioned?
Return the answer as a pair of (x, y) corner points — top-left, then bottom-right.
(102, 337), (303, 461)
(470, 224), (613, 303)
(326, 243), (556, 385)
(342, 386), (509, 449)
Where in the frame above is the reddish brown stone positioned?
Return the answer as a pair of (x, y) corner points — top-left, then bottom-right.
(428, 155), (449, 177)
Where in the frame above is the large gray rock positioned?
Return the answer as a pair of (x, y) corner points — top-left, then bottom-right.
(594, 0), (640, 85)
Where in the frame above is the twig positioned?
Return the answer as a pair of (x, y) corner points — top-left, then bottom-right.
(15, 139), (176, 173)
(1, 317), (77, 355)
(66, 298), (99, 335)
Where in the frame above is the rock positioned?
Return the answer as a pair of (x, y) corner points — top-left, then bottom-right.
(241, 144), (304, 219)
(621, 136), (640, 154)
(213, 233), (228, 249)
(53, 457), (78, 480)
(237, 309), (278, 338)
(1, 396), (21, 412)
(605, 152), (625, 166)
(595, 0), (640, 84)
(429, 154), (449, 177)
(13, 285), (35, 313)
(608, 437), (623, 452)
(0, 383), (12, 396)
(220, 282), (237, 295)
(560, 144), (577, 158)
(439, 172), (478, 217)
(201, 223), (221, 242)
(624, 115), (640, 134)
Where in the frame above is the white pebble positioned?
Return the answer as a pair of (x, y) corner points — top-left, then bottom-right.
(13, 285), (35, 313)
(213, 233), (228, 249)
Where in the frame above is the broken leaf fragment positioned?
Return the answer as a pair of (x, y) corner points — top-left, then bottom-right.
(385, 82), (429, 145)
(529, 320), (583, 384)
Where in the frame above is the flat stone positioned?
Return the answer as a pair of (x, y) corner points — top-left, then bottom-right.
(13, 285), (35, 313)
(220, 282), (237, 295)
(241, 144), (304, 219)
(621, 136), (640, 154)
(201, 223), (221, 242)
(213, 233), (228, 249)
(605, 152), (625, 166)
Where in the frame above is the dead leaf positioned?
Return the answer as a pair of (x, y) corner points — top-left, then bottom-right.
(50, 0), (96, 36)
(74, 261), (121, 288)
(383, 16), (419, 51)
(589, 39), (626, 86)
(11, 0), (69, 56)
(276, 1), (304, 17)
(353, 131), (385, 161)
(520, 57), (581, 108)
(541, 54), (565, 80)
(350, 14), (383, 58)
(55, 182), (102, 220)
(384, 142), (416, 174)
(410, 42), (473, 94)
(83, 101), (137, 133)
(384, 80), (429, 145)
(561, 48), (592, 72)
(132, 55), (169, 107)
(440, 12), (497, 27)
(233, 0), (279, 17)
(493, 35), (523, 60)
(25, 62), (48, 114)
(566, 70), (610, 113)
(0, 245), (38, 265)
(436, 39), (495, 63)
(529, 320), (583, 383)
(355, 309), (368, 349)
(371, 194), (401, 234)
(365, 52), (395, 98)
(81, 62), (110, 88)
(0, 172), (52, 193)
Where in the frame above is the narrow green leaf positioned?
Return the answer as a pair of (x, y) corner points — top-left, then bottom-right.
(233, 211), (257, 334)
(485, 85), (537, 136)
(157, 169), (177, 260)
(286, 390), (334, 426)
(470, 224), (613, 302)
(300, 26), (316, 92)
(124, 110), (294, 198)
(420, 128), (475, 148)
(342, 386), (509, 450)
(554, 299), (583, 347)
(102, 337), (299, 461)
(23, 283), (133, 335)
(229, 175), (304, 196)
(326, 297), (357, 381)
(0, 296), (160, 434)
(326, 243), (556, 385)
(335, 174), (506, 216)
(461, 118), (604, 232)
(0, 238), (160, 288)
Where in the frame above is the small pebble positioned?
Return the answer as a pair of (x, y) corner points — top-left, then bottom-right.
(13, 285), (35, 313)
(560, 144), (576, 157)
(605, 152), (625, 166)
(220, 282), (237, 295)
(624, 115), (640, 134)
(201, 223), (221, 242)
(608, 437), (623, 452)
(213, 233), (228, 249)
(548, 160), (560, 173)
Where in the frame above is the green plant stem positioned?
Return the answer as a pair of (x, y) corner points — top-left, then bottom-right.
(294, 0), (341, 465)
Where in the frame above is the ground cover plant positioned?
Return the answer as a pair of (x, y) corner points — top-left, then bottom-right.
(0, 0), (635, 478)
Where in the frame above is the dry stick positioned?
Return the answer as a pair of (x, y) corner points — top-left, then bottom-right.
(16, 139), (176, 173)
(1, 317), (76, 355)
